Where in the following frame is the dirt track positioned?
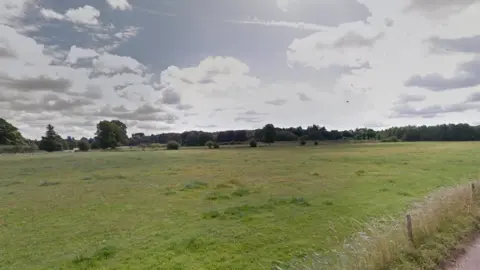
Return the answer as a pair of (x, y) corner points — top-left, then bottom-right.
(447, 237), (480, 270)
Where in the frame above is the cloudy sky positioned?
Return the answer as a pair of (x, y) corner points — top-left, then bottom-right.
(1, 0), (480, 139)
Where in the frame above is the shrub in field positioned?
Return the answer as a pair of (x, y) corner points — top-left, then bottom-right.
(249, 139), (257, 147)
(77, 140), (90, 152)
(205, 140), (214, 149)
(299, 139), (306, 146)
(213, 143), (219, 149)
(148, 143), (162, 150)
(166, 141), (180, 150)
(314, 141), (319, 145)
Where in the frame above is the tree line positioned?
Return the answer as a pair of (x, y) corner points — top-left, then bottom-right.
(2, 117), (480, 153)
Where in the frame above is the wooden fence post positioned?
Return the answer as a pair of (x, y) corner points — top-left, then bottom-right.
(406, 214), (414, 247)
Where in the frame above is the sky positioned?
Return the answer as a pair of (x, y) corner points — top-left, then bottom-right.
(1, 0), (480, 139)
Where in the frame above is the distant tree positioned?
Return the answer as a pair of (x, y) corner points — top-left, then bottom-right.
(249, 139), (258, 148)
(77, 140), (90, 151)
(96, 121), (118, 149)
(38, 124), (64, 152)
(263, 124), (276, 145)
(185, 132), (199, 146)
(329, 130), (342, 140)
(95, 120), (127, 149)
(110, 120), (128, 145)
(342, 130), (354, 139)
(306, 124), (323, 141)
(233, 130), (248, 142)
(197, 132), (214, 146)
(217, 130), (235, 142)
(166, 141), (180, 150)
(61, 140), (69, 150)
(205, 140), (214, 149)
(89, 138), (100, 149)
(180, 131), (189, 145)
(253, 129), (264, 141)
(275, 130), (298, 141)
(66, 136), (77, 150)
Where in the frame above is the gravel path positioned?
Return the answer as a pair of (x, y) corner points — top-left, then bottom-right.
(447, 237), (480, 270)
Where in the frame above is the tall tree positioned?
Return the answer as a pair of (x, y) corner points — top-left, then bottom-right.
(263, 124), (276, 144)
(96, 121), (119, 149)
(38, 124), (64, 152)
(110, 120), (128, 145)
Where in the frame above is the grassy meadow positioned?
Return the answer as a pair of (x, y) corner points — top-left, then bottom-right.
(1, 142), (480, 269)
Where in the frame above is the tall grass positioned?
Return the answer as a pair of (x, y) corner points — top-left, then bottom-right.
(286, 180), (480, 270)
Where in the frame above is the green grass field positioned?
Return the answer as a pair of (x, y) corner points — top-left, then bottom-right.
(1, 142), (480, 269)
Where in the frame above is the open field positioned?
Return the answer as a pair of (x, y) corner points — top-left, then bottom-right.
(1, 142), (480, 269)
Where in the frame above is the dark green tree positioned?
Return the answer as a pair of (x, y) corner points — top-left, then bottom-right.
(166, 141), (180, 150)
(275, 130), (298, 141)
(185, 132), (199, 146)
(77, 140), (90, 151)
(0, 118), (25, 145)
(110, 120), (128, 145)
(38, 124), (64, 152)
(197, 131), (214, 146)
(96, 121), (119, 149)
(262, 124), (276, 144)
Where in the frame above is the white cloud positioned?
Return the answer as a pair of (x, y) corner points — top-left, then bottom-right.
(65, 45), (98, 64)
(40, 8), (64, 20)
(65, 5), (101, 26)
(40, 5), (101, 26)
(0, 25), (51, 65)
(105, 0), (132, 11)
(92, 52), (146, 75)
(0, 0), (35, 26)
